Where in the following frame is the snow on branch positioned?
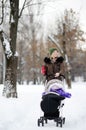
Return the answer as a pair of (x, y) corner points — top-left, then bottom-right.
(0, 30), (12, 59)
(2, 32), (12, 58)
(11, 15), (15, 23)
(14, 51), (18, 57)
(0, 25), (3, 32)
(0, 0), (4, 25)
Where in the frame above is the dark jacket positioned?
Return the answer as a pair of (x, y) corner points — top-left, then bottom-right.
(44, 56), (65, 81)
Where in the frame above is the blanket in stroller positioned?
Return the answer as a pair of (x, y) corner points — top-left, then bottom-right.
(42, 79), (71, 98)
(41, 79), (71, 119)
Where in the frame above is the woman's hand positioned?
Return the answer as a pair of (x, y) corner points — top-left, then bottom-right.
(55, 72), (60, 77)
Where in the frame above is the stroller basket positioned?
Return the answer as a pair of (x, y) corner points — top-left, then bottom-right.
(37, 93), (65, 127)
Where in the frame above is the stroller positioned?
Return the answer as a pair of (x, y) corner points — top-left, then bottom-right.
(37, 79), (70, 127)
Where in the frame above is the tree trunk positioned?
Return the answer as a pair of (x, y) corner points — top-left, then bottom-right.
(2, 0), (19, 97)
(3, 56), (18, 97)
(63, 23), (71, 88)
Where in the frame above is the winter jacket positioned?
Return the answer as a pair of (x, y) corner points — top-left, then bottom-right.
(41, 56), (65, 81)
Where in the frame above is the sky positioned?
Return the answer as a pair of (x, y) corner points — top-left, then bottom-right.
(20, 0), (86, 31)
(42, 0), (86, 32)
(20, 0), (86, 49)
(0, 81), (86, 130)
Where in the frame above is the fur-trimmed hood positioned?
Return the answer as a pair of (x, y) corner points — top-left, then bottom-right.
(44, 56), (64, 64)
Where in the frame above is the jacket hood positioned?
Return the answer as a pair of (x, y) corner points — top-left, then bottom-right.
(56, 56), (64, 63)
(44, 56), (64, 64)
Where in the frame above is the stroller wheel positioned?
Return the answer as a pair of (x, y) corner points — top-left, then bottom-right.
(56, 121), (58, 127)
(38, 119), (40, 126)
(56, 117), (63, 127)
(42, 120), (44, 126)
(44, 118), (48, 124)
(60, 119), (63, 127)
(37, 117), (44, 127)
(63, 117), (65, 124)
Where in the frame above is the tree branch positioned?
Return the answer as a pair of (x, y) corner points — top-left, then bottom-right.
(0, 0), (4, 25)
(24, 2), (42, 9)
(18, 0), (27, 18)
(19, 0), (42, 17)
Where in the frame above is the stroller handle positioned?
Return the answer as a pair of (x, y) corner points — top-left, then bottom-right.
(60, 74), (65, 79)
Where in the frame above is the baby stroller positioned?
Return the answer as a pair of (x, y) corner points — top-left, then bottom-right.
(37, 79), (71, 127)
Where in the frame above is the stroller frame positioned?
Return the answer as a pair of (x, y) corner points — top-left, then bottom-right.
(37, 102), (65, 127)
(37, 78), (66, 127)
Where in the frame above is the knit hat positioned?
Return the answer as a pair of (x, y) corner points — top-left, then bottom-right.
(49, 48), (57, 55)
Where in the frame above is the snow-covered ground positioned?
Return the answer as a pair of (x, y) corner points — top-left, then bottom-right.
(0, 81), (86, 130)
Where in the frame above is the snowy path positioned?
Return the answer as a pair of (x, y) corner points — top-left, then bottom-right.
(0, 82), (86, 130)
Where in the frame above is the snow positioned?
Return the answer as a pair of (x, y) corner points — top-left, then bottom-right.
(11, 16), (15, 23)
(2, 33), (12, 58)
(0, 25), (3, 32)
(0, 81), (86, 130)
(14, 51), (19, 57)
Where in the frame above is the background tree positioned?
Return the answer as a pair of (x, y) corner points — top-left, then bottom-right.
(51, 9), (85, 88)
(16, 0), (44, 84)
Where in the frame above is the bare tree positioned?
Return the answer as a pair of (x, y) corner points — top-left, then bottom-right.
(48, 9), (85, 88)
(25, 0), (43, 84)
(0, 0), (29, 98)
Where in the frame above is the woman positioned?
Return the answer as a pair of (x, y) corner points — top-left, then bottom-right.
(42, 48), (65, 79)
(41, 48), (71, 118)
(41, 48), (65, 92)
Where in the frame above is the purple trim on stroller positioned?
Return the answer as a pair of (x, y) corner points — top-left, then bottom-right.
(50, 88), (71, 98)
(42, 88), (71, 98)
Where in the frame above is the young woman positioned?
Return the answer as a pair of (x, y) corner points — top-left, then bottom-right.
(41, 48), (71, 118)
(42, 48), (65, 82)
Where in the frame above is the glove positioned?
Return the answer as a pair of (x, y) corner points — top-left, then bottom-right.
(41, 65), (46, 75)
